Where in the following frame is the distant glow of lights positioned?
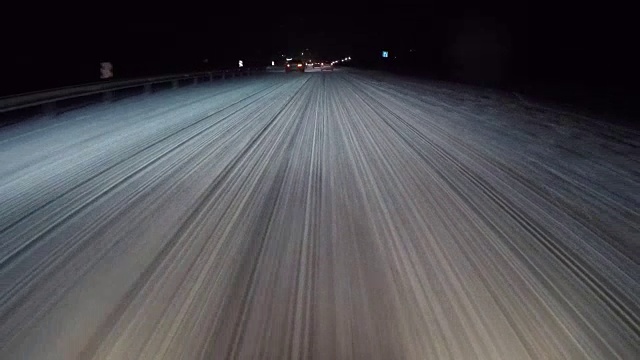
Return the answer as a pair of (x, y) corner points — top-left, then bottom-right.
(297, 64), (302, 67)
(382, 51), (389, 58)
(271, 61), (275, 66)
(286, 58), (292, 61)
(238, 60), (243, 68)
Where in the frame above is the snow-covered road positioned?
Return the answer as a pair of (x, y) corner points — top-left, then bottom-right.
(0, 70), (638, 359)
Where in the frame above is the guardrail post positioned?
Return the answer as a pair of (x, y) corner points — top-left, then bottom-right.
(43, 102), (56, 115)
(103, 91), (114, 102)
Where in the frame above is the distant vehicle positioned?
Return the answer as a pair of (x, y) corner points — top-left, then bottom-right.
(312, 62), (321, 68)
(285, 59), (305, 73)
(320, 61), (334, 71)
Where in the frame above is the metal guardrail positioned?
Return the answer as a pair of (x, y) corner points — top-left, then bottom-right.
(0, 67), (265, 114)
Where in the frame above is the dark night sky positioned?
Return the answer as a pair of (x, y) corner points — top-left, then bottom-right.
(2, 0), (636, 106)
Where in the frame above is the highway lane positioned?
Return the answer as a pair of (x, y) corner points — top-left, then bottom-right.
(0, 70), (638, 359)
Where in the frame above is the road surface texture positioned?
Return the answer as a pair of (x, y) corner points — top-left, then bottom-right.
(0, 70), (638, 359)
